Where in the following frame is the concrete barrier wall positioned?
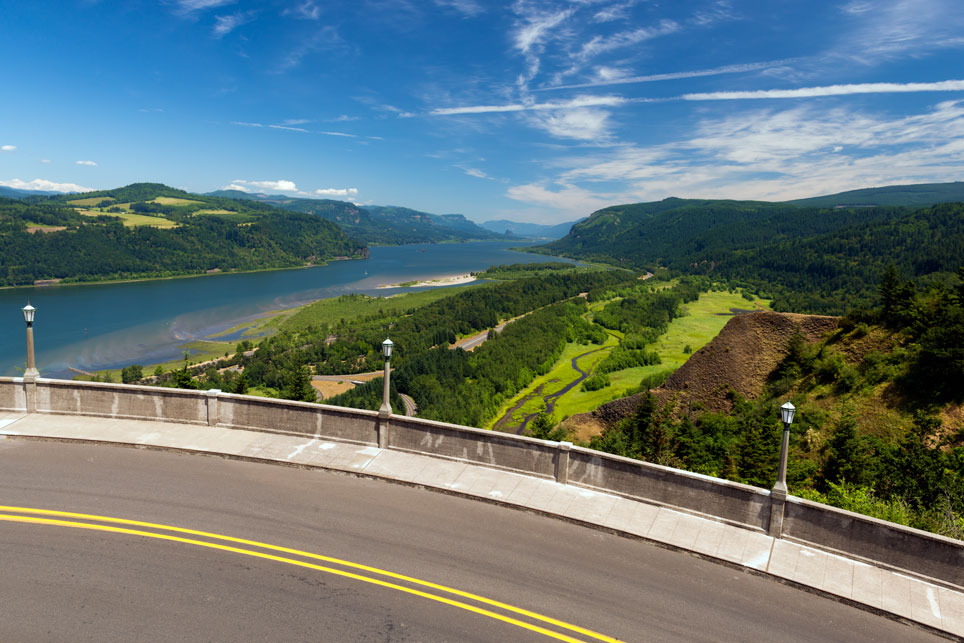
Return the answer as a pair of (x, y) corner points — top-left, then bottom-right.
(389, 415), (558, 479)
(37, 379), (209, 424)
(0, 378), (26, 411)
(219, 393), (379, 445)
(568, 447), (772, 532)
(2, 376), (961, 588)
(784, 497), (964, 587)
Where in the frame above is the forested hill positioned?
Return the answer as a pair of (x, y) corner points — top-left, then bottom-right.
(786, 181), (964, 208)
(0, 183), (365, 287)
(534, 198), (964, 314)
(207, 190), (502, 244)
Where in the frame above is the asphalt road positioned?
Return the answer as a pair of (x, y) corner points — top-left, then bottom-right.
(0, 439), (944, 643)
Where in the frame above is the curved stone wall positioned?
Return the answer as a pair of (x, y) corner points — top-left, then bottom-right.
(1, 376), (961, 589)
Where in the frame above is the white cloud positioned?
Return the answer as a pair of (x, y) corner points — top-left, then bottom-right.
(269, 124), (309, 133)
(213, 12), (253, 37)
(39, 159), (51, 164)
(460, 167), (490, 179)
(683, 79), (964, 101)
(232, 121), (264, 127)
(572, 20), (679, 63)
(541, 60), (795, 91)
(506, 182), (617, 218)
(319, 130), (357, 137)
(1, 145), (15, 152)
(435, 0), (483, 16)
(286, 1), (320, 20)
(514, 8), (572, 55)
(230, 179), (299, 193)
(315, 188), (359, 197)
(75, 160), (97, 166)
(832, 0), (964, 62)
(220, 183), (251, 192)
(533, 99), (964, 207)
(530, 107), (612, 141)
(176, 0), (235, 13)
(0, 178), (92, 193)
(430, 94), (627, 115)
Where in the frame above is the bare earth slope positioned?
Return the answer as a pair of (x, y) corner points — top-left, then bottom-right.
(569, 311), (838, 434)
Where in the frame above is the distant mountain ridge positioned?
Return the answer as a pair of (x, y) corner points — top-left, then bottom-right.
(206, 190), (503, 245)
(480, 218), (584, 240)
(786, 181), (964, 208)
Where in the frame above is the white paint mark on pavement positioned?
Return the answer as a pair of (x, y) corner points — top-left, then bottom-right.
(318, 442), (336, 450)
(488, 490), (504, 498)
(927, 586), (941, 618)
(0, 419), (20, 429)
(288, 438), (316, 460)
(0, 430), (20, 435)
(357, 446), (380, 456)
(745, 548), (771, 570)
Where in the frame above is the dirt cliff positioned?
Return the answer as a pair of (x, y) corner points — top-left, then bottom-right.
(566, 311), (839, 437)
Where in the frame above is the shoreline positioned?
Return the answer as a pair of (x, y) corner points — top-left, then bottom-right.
(0, 257), (370, 292)
(376, 274), (478, 289)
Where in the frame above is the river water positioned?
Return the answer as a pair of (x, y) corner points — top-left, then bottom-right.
(0, 241), (573, 378)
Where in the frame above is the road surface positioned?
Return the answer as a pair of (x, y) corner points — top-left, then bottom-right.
(0, 440), (941, 643)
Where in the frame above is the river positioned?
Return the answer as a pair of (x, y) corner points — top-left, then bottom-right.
(0, 241), (574, 378)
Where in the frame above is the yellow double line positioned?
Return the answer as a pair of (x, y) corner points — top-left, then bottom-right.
(0, 506), (620, 643)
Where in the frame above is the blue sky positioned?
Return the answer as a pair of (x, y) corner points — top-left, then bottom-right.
(1, 0), (963, 224)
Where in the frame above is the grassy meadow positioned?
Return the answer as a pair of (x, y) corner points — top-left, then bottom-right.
(488, 288), (772, 430)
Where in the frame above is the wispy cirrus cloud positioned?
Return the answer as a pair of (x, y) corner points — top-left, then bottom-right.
(435, 0), (484, 17)
(570, 20), (679, 65)
(75, 160), (97, 166)
(430, 94), (627, 115)
(831, 0), (964, 63)
(540, 59), (796, 91)
(284, 1), (321, 20)
(276, 27), (344, 72)
(269, 124), (309, 133)
(507, 99), (964, 216)
(213, 11), (254, 37)
(1, 178), (92, 193)
(683, 79), (964, 101)
(174, 0), (234, 14)
(1, 145), (15, 152)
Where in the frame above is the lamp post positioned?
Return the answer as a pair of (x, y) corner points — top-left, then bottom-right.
(774, 401), (796, 494)
(378, 338), (393, 419)
(22, 302), (39, 379)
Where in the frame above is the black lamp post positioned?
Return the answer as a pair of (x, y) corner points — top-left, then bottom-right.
(774, 401), (795, 494)
(22, 303), (39, 379)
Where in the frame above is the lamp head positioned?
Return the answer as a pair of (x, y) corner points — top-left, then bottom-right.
(780, 401), (796, 426)
(22, 302), (36, 325)
(382, 338), (394, 358)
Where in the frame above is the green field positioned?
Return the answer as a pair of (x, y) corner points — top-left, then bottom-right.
(77, 209), (179, 228)
(68, 196), (114, 206)
(150, 196), (203, 206)
(488, 288), (771, 431)
(279, 286), (482, 333)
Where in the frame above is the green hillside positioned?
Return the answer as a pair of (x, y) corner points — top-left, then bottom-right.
(0, 183), (366, 287)
(535, 198), (964, 314)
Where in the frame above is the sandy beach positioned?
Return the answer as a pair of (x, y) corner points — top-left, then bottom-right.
(377, 274), (477, 289)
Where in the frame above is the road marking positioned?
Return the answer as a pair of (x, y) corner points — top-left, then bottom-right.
(0, 506), (619, 643)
